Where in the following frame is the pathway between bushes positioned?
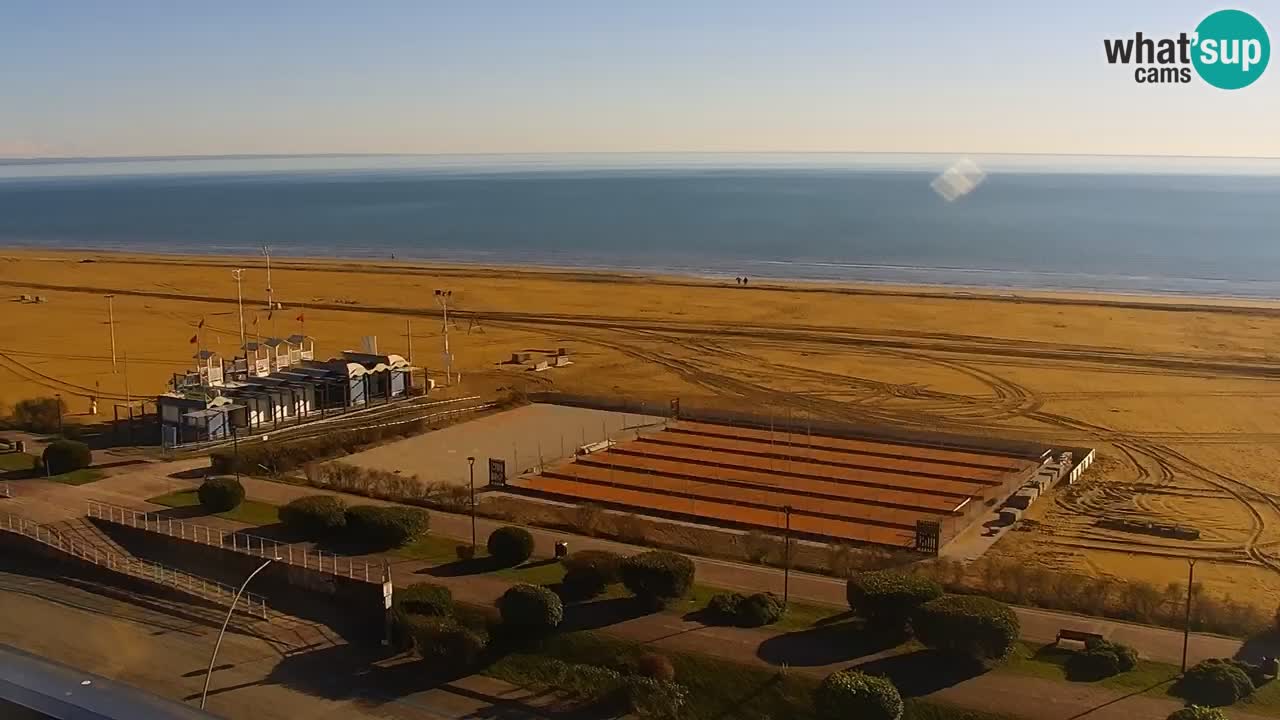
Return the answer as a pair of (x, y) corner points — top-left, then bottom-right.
(9, 465), (1271, 720)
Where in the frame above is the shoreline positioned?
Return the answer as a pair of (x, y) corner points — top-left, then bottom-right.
(5, 245), (1280, 313)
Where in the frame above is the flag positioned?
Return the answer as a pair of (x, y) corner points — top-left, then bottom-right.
(197, 317), (205, 329)
(189, 334), (198, 344)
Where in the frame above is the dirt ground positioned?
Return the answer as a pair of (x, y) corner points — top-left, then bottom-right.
(5, 249), (1280, 604)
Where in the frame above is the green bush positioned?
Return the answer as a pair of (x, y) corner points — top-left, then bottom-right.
(1168, 706), (1229, 720)
(40, 439), (91, 475)
(1177, 658), (1254, 707)
(1067, 646), (1123, 680)
(396, 583), (453, 618)
(561, 549), (622, 598)
(279, 495), (346, 537)
(13, 397), (66, 433)
(634, 652), (676, 682)
(620, 551), (695, 608)
(625, 676), (689, 720)
(405, 615), (486, 670)
(197, 477), (245, 513)
(846, 570), (943, 629)
(707, 592), (745, 620)
(487, 526), (535, 567)
(344, 505), (429, 548)
(814, 669), (904, 720)
(497, 584), (564, 636)
(737, 592), (785, 627)
(911, 595), (1020, 666)
(1084, 638), (1137, 671)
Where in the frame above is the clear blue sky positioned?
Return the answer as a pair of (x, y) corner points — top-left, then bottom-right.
(2, 1), (1276, 158)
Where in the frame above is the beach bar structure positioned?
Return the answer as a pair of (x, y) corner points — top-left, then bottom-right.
(158, 339), (418, 446)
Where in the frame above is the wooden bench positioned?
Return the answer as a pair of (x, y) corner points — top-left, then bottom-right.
(1056, 628), (1105, 646)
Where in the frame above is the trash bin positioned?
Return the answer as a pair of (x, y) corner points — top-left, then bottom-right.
(14, 441), (25, 453)
(554, 541), (568, 559)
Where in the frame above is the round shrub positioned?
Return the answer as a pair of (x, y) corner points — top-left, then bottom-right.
(396, 582), (453, 618)
(279, 495), (347, 537)
(707, 592), (745, 621)
(561, 549), (622, 598)
(1177, 658), (1254, 707)
(1168, 707), (1229, 720)
(497, 583), (564, 636)
(634, 652), (676, 682)
(620, 551), (695, 608)
(197, 477), (245, 513)
(737, 592), (785, 628)
(406, 615), (486, 670)
(1084, 638), (1138, 672)
(911, 595), (1020, 666)
(846, 570), (943, 628)
(1067, 646), (1123, 680)
(487, 526), (535, 567)
(40, 439), (92, 475)
(814, 669), (903, 720)
(344, 505), (429, 548)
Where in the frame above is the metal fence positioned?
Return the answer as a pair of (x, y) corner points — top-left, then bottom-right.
(1, 513), (268, 619)
(86, 500), (374, 584)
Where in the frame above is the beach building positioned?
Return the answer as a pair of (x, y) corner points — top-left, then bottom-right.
(158, 337), (418, 446)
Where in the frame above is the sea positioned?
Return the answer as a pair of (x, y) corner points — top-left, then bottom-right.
(2, 153), (1280, 298)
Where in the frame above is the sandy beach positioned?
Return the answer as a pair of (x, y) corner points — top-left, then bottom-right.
(5, 247), (1280, 603)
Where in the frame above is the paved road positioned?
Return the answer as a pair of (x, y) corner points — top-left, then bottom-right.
(4, 461), (1247, 669)
(0, 567), (549, 720)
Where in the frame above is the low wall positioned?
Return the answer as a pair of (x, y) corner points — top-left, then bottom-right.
(90, 519), (386, 642)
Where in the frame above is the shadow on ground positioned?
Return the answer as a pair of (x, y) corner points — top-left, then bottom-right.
(561, 597), (653, 633)
(423, 556), (509, 577)
(849, 649), (986, 697)
(756, 620), (904, 668)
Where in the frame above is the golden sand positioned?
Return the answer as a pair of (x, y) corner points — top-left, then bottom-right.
(4, 248), (1280, 602)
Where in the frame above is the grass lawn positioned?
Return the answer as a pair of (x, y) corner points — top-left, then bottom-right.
(485, 629), (1015, 720)
(47, 468), (105, 486)
(394, 534), (469, 564)
(147, 490), (280, 526)
(0, 452), (36, 472)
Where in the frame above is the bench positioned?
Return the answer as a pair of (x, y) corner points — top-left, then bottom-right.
(1056, 628), (1105, 646)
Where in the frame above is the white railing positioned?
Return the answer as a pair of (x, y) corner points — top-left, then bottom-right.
(253, 358), (271, 376)
(1, 513), (268, 619)
(87, 501), (373, 584)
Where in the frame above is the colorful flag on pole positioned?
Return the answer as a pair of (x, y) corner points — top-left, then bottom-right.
(189, 334), (198, 344)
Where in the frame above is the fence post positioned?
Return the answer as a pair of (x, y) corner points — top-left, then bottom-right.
(288, 545), (293, 564)
(365, 563), (369, 582)
(168, 518), (173, 535)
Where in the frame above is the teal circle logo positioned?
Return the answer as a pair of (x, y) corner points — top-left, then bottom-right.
(1192, 9), (1270, 89)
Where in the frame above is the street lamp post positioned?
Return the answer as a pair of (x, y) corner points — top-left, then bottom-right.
(1182, 558), (1198, 673)
(201, 557), (277, 710)
(105, 294), (117, 373)
(231, 425), (241, 482)
(232, 269), (246, 352)
(467, 456), (477, 549)
(434, 289), (453, 385)
(782, 505), (793, 607)
(55, 393), (63, 435)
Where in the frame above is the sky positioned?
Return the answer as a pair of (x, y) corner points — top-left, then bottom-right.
(2, 1), (1277, 159)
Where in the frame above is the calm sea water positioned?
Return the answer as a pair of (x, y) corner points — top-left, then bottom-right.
(3, 154), (1280, 297)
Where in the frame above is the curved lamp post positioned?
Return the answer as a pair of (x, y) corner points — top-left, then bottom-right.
(200, 557), (278, 710)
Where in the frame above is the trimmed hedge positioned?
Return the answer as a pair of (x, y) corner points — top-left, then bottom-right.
(487, 526), (535, 567)
(846, 570), (943, 628)
(1177, 658), (1254, 707)
(620, 551), (695, 608)
(497, 584), (564, 636)
(708, 592), (784, 627)
(708, 592), (744, 620)
(561, 549), (622, 598)
(1168, 707), (1229, 720)
(279, 495), (347, 537)
(1067, 639), (1138, 680)
(344, 505), (429, 549)
(40, 439), (91, 475)
(911, 594), (1020, 666)
(405, 615), (486, 670)
(396, 583), (453, 618)
(814, 669), (903, 720)
(197, 477), (245, 513)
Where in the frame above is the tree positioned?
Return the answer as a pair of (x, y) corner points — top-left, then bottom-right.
(911, 595), (1020, 666)
(40, 439), (91, 475)
(197, 477), (245, 513)
(814, 670), (903, 720)
(487, 526), (535, 566)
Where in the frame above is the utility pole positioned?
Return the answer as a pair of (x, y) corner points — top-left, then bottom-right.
(1182, 558), (1197, 673)
(434, 289), (453, 384)
(262, 245), (273, 311)
(467, 456), (477, 549)
(406, 318), (413, 364)
(232, 269), (247, 352)
(782, 505), (793, 607)
(105, 294), (117, 373)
